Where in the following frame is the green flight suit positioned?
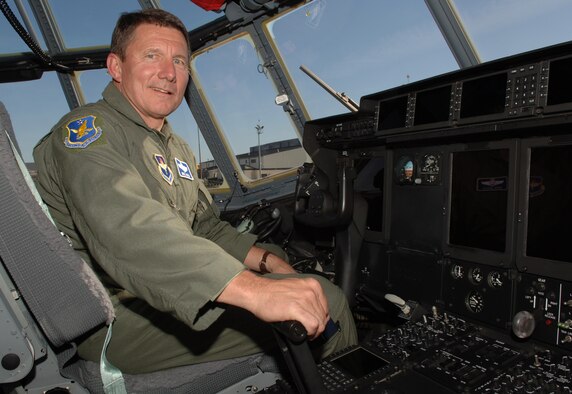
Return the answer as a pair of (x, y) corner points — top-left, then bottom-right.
(33, 82), (357, 373)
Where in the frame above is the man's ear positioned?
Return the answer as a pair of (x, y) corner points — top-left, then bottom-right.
(106, 53), (122, 82)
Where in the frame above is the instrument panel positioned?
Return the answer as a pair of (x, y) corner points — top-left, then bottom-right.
(316, 310), (572, 393)
(306, 42), (572, 149)
(296, 41), (572, 394)
(444, 260), (512, 329)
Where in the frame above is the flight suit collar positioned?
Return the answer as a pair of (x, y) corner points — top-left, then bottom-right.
(101, 82), (173, 139)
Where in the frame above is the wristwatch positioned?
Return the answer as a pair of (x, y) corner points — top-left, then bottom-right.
(259, 250), (272, 274)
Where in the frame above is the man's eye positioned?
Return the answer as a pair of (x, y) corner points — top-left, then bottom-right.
(173, 58), (187, 67)
(145, 53), (158, 60)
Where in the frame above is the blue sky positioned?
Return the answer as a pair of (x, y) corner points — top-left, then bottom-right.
(1, 0), (571, 162)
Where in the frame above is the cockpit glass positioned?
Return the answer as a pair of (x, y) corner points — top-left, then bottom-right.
(2, 0), (572, 191)
(0, 0), (45, 53)
(266, 0), (458, 120)
(192, 35), (305, 181)
(0, 74), (68, 162)
(454, 0), (572, 61)
(50, 0), (140, 49)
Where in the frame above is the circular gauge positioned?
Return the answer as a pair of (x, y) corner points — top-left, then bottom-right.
(488, 271), (504, 288)
(451, 264), (464, 280)
(394, 156), (415, 185)
(421, 154), (439, 173)
(466, 291), (484, 313)
(419, 154), (441, 185)
(469, 268), (484, 285)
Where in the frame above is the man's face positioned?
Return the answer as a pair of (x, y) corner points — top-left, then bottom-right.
(107, 24), (190, 130)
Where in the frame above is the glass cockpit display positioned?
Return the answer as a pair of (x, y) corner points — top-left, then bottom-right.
(449, 149), (510, 253)
(525, 145), (572, 263)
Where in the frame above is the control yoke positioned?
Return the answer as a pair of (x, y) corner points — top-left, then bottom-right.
(272, 320), (330, 394)
(294, 159), (355, 228)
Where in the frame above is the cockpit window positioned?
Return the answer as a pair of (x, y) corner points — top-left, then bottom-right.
(0, 74), (68, 162)
(191, 34), (306, 182)
(49, 0), (140, 49)
(2, 0), (572, 193)
(266, 0), (459, 120)
(454, 0), (572, 61)
(0, 0), (45, 53)
(49, 0), (221, 49)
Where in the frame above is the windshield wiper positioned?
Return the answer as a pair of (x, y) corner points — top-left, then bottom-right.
(299, 64), (359, 112)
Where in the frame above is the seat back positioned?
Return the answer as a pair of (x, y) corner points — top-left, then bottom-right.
(0, 129), (115, 347)
(0, 103), (115, 392)
(0, 102), (21, 158)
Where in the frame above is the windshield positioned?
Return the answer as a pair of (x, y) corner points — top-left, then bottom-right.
(1, 0), (571, 195)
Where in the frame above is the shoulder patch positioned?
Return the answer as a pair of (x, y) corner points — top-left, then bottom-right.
(64, 115), (102, 149)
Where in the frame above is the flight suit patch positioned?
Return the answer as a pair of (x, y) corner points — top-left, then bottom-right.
(64, 115), (102, 149)
(153, 154), (174, 185)
(175, 158), (194, 180)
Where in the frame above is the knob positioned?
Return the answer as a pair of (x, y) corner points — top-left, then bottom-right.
(384, 293), (411, 316)
(512, 310), (537, 339)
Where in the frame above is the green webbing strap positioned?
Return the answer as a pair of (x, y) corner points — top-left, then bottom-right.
(100, 320), (127, 394)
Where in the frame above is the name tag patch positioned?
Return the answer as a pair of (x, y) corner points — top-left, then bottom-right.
(175, 158), (194, 180)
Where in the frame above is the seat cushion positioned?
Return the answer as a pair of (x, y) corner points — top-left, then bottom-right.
(73, 353), (284, 394)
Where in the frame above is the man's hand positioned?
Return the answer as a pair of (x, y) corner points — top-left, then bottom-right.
(216, 270), (329, 339)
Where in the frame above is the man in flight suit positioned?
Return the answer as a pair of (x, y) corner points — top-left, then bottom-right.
(33, 8), (357, 373)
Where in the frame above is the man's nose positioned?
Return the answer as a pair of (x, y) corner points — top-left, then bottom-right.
(158, 59), (176, 82)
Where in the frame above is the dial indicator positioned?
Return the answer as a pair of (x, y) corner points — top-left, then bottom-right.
(470, 267), (484, 284)
(487, 271), (504, 288)
(466, 290), (484, 313)
(451, 264), (464, 279)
